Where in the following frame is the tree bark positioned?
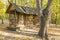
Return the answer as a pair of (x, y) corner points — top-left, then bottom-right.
(1, 18), (3, 24)
(36, 0), (52, 38)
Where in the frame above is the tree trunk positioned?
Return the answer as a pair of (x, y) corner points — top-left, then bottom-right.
(36, 0), (52, 38)
(38, 11), (50, 38)
(2, 18), (3, 24)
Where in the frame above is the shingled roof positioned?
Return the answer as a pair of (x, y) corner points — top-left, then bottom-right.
(6, 3), (37, 15)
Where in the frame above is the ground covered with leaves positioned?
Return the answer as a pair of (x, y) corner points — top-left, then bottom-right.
(0, 20), (60, 40)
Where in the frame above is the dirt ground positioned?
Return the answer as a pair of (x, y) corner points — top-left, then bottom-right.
(0, 20), (60, 40)
(0, 20), (41, 40)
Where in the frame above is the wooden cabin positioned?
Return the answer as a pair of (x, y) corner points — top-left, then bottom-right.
(6, 3), (39, 31)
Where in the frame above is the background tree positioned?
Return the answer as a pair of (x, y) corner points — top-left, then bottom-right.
(0, 1), (4, 24)
(50, 0), (60, 25)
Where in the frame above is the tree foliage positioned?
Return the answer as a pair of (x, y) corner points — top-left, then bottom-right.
(0, 0), (60, 24)
(50, 0), (60, 24)
(0, 1), (4, 9)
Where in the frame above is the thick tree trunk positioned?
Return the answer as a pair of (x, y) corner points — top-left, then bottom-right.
(36, 0), (52, 38)
(38, 11), (49, 38)
(38, 16), (47, 37)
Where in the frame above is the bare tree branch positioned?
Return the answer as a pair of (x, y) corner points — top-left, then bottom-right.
(42, 0), (52, 16)
(36, 0), (42, 16)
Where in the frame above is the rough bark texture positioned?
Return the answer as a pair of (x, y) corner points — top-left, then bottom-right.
(36, 0), (52, 38)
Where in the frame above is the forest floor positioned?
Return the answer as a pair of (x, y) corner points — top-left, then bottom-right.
(0, 28), (40, 40)
(0, 20), (42, 40)
(0, 20), (60, 40)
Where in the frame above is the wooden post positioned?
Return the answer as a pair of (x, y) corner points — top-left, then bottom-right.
(33, 15), (36, 25)
(25, 15), (29, 28)
(23, 14), (26, 25)
(14, 10), (17, 27)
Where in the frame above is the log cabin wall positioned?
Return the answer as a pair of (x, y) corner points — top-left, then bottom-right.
(16, 14), (25, 28)
(9, 12), (16, 27)
(24, 15), (39, 29)
(19, 14), (24, 25)
(24, 15), (34, 29)
(33, 16), (39, 28)
(9, 11), (19, 28)
(9, 11), (39, 29)
(21, 14), (39, 29)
